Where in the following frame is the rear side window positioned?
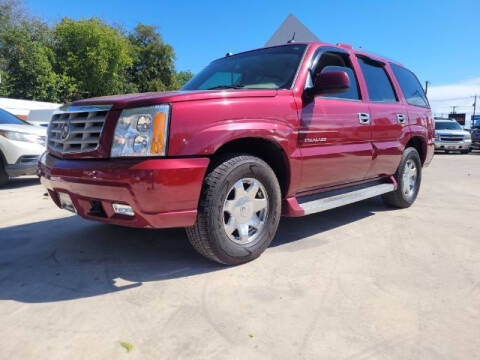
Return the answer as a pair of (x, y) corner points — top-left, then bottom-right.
(357, 57), (397, 103)
(390, 64), (429, 107)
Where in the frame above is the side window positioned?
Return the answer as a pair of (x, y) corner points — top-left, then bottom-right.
(390, 64), (429, 107)
(311, 52), (360, 100)
(357, 57), (397, 103)
(320, 66), (360, 100)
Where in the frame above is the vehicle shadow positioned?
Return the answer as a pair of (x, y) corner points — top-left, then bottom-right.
(0, 197), (386, 303)
(1, 177), (40, 189)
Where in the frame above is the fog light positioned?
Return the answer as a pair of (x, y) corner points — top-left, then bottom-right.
(59, 192), (76, 213)
(112, 203), (135, 216)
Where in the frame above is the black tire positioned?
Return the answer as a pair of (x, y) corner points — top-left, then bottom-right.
(186, 154), (282, 265)
(461, 149), (469, 154)
(381, 147), (422, 208)
(0, 155), (9, 186)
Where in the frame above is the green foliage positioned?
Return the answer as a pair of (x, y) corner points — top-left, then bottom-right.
(0, 21), (66, 102)
(53, 18), (134, 100)
(0, 1), (194, 103)
(174, 70), (194, 89)
(128, 24), (177, 92)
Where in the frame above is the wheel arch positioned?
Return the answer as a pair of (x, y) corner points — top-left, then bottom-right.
(211, 137), (291, 197)
(405, 135), (427, 165)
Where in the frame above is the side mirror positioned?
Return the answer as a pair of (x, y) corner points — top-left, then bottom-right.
(308, 70), (350, 97)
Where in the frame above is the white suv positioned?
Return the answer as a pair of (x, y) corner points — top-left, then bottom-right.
(434, 119), (472, 154)
(0, 108), (46, 185)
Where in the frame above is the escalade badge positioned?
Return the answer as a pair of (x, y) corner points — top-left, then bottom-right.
(304, 137), (327, 143)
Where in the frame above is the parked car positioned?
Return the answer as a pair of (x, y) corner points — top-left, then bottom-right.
(0, 108), (47, 185)
(471, 119), (480, 150)
(39, 42), (434, 264)
(434, 119), (471, 153)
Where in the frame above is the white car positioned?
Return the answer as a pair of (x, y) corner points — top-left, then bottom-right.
(0, 108), (46, 185)
(434, 119), (472, 154)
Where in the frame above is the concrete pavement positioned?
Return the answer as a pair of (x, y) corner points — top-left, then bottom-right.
(0, 153), (479, 359)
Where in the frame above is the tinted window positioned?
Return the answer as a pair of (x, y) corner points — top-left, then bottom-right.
(309, 51), (360, 100)
(435, 121), (462, 130)
(358, 57), (397, 103)
(319, 65), (360, 100)
(391, 64), (429, 107)
(0, 108), (26, 125)
(183, 45), (307, 90)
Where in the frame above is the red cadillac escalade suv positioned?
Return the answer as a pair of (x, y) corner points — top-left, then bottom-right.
(39, 42), (434, 265)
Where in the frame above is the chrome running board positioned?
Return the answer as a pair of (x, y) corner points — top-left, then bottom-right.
(298, 182), (395, 215)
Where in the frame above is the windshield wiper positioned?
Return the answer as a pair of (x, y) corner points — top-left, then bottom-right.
(207, 85), (245, 90)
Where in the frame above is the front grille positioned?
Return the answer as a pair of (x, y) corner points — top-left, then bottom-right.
(440, 135), (464, 142)
(47, 105), (111, 154)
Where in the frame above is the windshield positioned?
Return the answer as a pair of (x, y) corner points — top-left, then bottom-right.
(0, 108), (27, 125)
(435, 121), (462, 130)
(182, 45), (307, 91)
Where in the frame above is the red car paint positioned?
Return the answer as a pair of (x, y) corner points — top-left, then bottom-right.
(39, 42), (434, 228)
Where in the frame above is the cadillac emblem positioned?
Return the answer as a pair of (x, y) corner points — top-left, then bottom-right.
(60, 121), (70, 141)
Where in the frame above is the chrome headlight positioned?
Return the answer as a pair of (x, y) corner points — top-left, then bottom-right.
(464, 133), (471, 140)
(0, 130), (45, 145)
(110, 105), (170, 157)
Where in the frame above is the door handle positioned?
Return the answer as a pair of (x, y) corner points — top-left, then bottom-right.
(397, 113), (406, 124)
(358, 113), (370, 125)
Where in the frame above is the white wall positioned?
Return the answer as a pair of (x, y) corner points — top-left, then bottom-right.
(0, 97), (61, 117)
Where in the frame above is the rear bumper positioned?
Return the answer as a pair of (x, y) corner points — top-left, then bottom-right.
(39, 154), (209, 228)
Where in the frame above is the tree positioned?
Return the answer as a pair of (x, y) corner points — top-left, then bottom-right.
(53, 18), (134, 100)
(0, 20), (74, 102)
(0, 3), (193, 102)
(128, 24), (178, 92)
(0, 0), (25, 32)
(174, 70), (194, 89)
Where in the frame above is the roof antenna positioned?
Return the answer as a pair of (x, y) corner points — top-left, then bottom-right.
(287, 32), (296, 44)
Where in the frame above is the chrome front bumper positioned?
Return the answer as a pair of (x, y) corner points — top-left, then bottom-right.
(435, 140), (471, 151)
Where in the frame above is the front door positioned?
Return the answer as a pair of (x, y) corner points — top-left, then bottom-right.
(297, 50), (372, 192)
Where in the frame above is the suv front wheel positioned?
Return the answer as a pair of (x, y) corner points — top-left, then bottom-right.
(186, 154), (281, 265)
(382, 147), (422, 208)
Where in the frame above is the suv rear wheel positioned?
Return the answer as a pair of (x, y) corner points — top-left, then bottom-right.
(382, 147), (422, 208)
(186, 154), (281, 265)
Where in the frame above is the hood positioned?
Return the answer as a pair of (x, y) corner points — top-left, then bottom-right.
(435, 129), (469, 136)
(0, 123), (46, 136)
(71, 89), (278, 110)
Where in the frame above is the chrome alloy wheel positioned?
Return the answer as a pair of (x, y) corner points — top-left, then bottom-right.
(402, 159), (418, 198)
(223, 178), (269, 245)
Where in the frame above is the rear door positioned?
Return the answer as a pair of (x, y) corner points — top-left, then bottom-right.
(390, 63), (432, 144)
(356, 56), (405, 178)
(298, 48), (372, 191)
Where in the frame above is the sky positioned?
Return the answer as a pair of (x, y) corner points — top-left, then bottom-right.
(25, 0), (480, 121)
